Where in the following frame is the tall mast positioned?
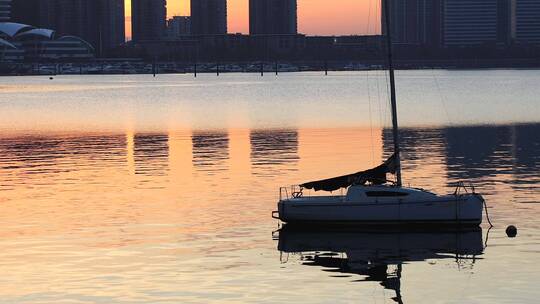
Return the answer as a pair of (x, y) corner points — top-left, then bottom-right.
(383, 0), (402, 187)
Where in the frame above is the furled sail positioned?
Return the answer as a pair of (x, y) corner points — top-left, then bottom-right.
(300, 154), (398, 192)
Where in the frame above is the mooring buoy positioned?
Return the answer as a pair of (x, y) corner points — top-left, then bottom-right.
(506, 225), (517, 238)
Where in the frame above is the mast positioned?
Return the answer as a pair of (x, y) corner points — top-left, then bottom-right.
(383, 0), (402, 187)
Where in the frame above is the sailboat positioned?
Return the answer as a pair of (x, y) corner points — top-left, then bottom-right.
(272, 1), (486, 226)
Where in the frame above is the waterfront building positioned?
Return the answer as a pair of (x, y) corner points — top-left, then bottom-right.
(249, 0), (297, 35)
(514, 0), (540, 45)
(0, 22), (94, 62)
(443, 0), (499, 47)
(167, 16), (191, 38)
(382, 0), (443, 47)
(11, 0), (124, 55)
(11, 0), (40, 25)
(382, 0), (516, 48)
(0, 0), (10, 22)
(132, 0), (167, 41)
(99, 0), (126, 50)
(191, 0), (227, 35)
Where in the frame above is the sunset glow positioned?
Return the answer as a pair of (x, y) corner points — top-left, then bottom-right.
(125, 0), (381, 39)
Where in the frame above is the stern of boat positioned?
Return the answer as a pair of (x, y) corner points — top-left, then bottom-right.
(273, 186), (302, 222)
(453, 182), (485, 225)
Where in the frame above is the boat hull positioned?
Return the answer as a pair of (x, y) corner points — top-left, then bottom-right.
(276, 194), (484, 226)
(277, 225), (484, 257)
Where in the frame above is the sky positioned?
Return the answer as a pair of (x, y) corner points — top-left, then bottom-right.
(125, 0), (381, 39)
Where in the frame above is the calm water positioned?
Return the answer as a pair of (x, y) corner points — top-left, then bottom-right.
(0, 71), (539, 303)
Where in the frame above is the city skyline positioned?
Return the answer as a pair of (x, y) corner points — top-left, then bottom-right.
(125, 0), (381, 38)
(2, 0), (539, 63)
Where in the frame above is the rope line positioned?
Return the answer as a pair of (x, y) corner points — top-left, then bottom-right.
(482, 197), (494, 227)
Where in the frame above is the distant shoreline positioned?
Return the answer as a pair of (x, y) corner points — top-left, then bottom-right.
(1, 59), (539, 76)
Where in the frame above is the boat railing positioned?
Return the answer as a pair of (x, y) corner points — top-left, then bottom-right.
(279, 185), (347, 201)
(279, 187), (289, 200)
(453, 181), (476, 196)
(279, 185), (304, 201)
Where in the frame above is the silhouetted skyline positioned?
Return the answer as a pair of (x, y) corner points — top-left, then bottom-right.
(382, 0), (540, 48)
(2, 0), (540, 63)
(124, 0), (380, 37)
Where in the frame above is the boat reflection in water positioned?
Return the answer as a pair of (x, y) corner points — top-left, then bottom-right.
(276, 226), (485, 303)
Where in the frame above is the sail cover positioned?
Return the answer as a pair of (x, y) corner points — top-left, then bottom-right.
(300, 154), (398, 192)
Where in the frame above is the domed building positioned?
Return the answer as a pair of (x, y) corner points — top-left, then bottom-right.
(0, 22), (94, 62)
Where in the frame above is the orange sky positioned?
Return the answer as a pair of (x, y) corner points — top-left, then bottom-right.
(125, 0), (381, 38)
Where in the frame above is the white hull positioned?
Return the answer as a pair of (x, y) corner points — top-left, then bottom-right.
(275, 186), (484, 226)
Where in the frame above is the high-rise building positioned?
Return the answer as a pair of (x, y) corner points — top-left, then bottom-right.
(381, 0), (442, 47)
(132, 0), (167, 41)
(167, 16), (191, 38)
(0, 0), (11, 22)
(11, 0), (125, 54)
(514, 0), (540, 45)
(11, 0), (39, 25)
(32, 0), (55, 28)
(443, 0), (499, 47)
(99, 0), (125, 50)
(249, 0), (297, 35)
(382, 0), (516, 48)
(191, 0), (227, 35)
(497, 0), (512, 45)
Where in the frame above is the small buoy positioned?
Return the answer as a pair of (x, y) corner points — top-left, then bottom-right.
(506, 225), (517, 238)
(49, 77), (53, 80)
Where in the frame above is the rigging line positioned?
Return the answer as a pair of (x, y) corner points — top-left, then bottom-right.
(364, 0), (375, 165)
(384, 64), (392, 128)
(431, 68), (453, 126)
(367, 69), (375, 166)
(380, 68), (390, 129)
(366, 0), (373, 34)
(376, 66), (384, 129)
(373, 0), (384, 129)
(380, 23), (392, 129)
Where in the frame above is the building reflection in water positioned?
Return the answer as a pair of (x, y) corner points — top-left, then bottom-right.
(191, 131), (229, 173)
(250, 129), (299, 176)
(382, 128), (446, 165)
(277, 226), (484, 304)
(0, 137), (66, 178)
(382, 128), (448, 187)
(3, 124), (538, 193)
(127, 129), (299, 183)
(382, 124), (540, 194)
(510, 124), (540, 191)
(443, 126), (513, 181)
(0, 134), (126, 177)
(133, 134), (169, 176)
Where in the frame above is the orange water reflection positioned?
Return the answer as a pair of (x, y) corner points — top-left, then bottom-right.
(0, 125), (539, 302)
(1, 126), (539, 240)
(0, 128), (378, 240)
